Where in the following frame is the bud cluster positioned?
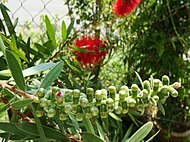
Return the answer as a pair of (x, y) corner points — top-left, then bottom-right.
(34, 75), (180, 121)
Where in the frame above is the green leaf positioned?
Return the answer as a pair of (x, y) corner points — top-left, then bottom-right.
(135, 71), (143, 88)
(145, 130), (160, 142)
(0, 4), (15, 35)
(95, 121), (105, 141)
(67, 18), (75, 38)
(22, 62), (56, 77)
(11, 99), (33, 110)
(0, 69), (11, 77)
(0, 122), (32, 136)
(16, 122), (70, 142)
(68, 113), (81, 133)
(158, 101), (165, 115)
(109, 112), (122, 121)
(34, 43), (51, 55)
(5, 50), (26, 91)
(127, 122), (153, 142)
(121, 124), (134, 142)
(82, 118), (95, 134)
(82, 132), (104, 142)
(62, 20), (67, 42)
(0, 36), (6, 54)
(40, 61), (63, 89)
(64, 60), (81, 74)
(69, 45), (89, 52)
(45, 15), (57, 49)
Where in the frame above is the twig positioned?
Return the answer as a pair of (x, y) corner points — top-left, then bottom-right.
(47, 39), (69, 62)
(0, 81), (37, 100)
(0, 93), (34, 123)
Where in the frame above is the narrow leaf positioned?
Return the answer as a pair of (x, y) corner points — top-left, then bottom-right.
(82, 118), (95, 134)
(68, 113), (81, 133)
(121, 124), (134, 142)
(135, 71), (143, 88)
(5, 50), (26, 91)
(127, 122), (153, 142)
(109, 112), (122, 121)
(45, 15), (57, 49)
(95, 121), (105, 141)
(82, 132), (104, 142)
(11, 99), (33, 110)
(158, 101), (165, 115)
(0, 36), (6, 54)
(67, 18), (75, 38)
(69, 45), (89, 52)
(40, 61), (63, 89)
(145, 130), (160, 142)
(22, 62), (56, 77)
(62, 20), (67, 41)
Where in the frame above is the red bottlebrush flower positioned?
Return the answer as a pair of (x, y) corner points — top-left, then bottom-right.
(73, 36), (107, 66)
(112, 0), (141, 17)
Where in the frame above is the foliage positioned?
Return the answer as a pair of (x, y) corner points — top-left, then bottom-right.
(0, 0), (188, 142)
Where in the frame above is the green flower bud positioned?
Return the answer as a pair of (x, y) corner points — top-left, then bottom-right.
(170, 82), (181, 89)
(47, 108), (56, 118)
(131, 84), (139, 98)
(95, 90), (103, 103)
(91, 106), (99, 116)
(106, 98), (114, 106)
(137, 104), (144, 113)
(142, 89), (149, 98)
(85, 106), (92, 118)
(80, 93), (87, 98)
(162, 75), (170, 85)
(35, 110), (43, 117)
(115, 106), (122, 114)
(40, 98), (48, 107)
(127, 98), (136, 107)
(159, 85), (170, 94)
(36, 88), (45, 97)
(149, 98), (157, 106)
(100, 104), (107, 113)
(152, 95), (159, 102)
(76, 113), (83, 121)
(80, 97), (89, 107)
(86, 88), (94, 102)
(137, 91), (143, 98)
(121, 101), (128, 114)
(107, 105), (114, 112)
(76, 105), (83, 113)
(64, 104), (73, 113)
(46, 90), (52, 100)
(52, 86), (60, 94)
(65, 90), (72, 102)
(108, 86), (116, 100)
(55, 91), (64, 103)
(86, 88), (94, 95)
(101, 89), (108, 100)
(59, 113), (68, 121)
(73, 89), (80, 98)
(153, 79), (162, 92)
(120, 85), (129, 92)
(119, 90), (126, 100)
(169, 87), (178, 97)
(143, 80), (151, 92)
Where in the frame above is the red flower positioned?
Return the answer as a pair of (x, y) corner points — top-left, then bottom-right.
(73, 36), (107, 66)
(112, 0), (141, 17)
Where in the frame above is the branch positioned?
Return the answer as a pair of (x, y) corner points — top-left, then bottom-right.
(0, 81), (38, 100)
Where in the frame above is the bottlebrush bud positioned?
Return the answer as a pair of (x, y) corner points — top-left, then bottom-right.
(137, 104), (144, 113)
(52, 86), (60, 94)
(143, 80), (151, 92)
(85, 106), (92, 118)
(35, 110), (43, 117)
(101, 89), (108, 100)
(142, 89), (149, 98)
(108, 86), (116, 100)
(76, 113), (83, 121)
(39, 98), (48, 107)
(65, 90), (72, 102)
(100, 104), (108, 118)
(153, 79), (162, 92)
(86, 88), (94, 102)
(168, 87), (178, 97)
(55, 91), (64, 103)
(121, 101), (128, 114)
(119, 90), (126, 100)
(162, 75), (170, 85)
(152, 95), (159, 102)
(170, 82), (181, 89)
(127, 98), (136, 107)
(106, 98), (114, 106)
(91, 106), (99, 116)
(72, 89), (80, 104)
(59, 113), (68, 121)
(115, 106), (122, 114)
(47, 108), (56, 118)
(131, 84), (139, 98)
(80, 97), (89, 107)
(36, 88), (45, 97)
(95, 90), (103, 101)
(64, 104), (73, 113)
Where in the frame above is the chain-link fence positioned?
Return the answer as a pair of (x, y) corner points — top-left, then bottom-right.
(2, 0), (70, 40)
